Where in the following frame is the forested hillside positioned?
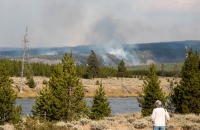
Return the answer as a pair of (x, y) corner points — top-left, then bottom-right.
(0, 40), (200, 66)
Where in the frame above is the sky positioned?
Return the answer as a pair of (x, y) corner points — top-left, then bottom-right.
(0, 0), (200, 48)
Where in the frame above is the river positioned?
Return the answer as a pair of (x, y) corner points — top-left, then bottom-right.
(16, 97), (141, 117)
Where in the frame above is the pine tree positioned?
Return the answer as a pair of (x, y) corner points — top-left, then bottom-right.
(26, 64), (35, 88)
(117, 60), (127, 78)
(172, 64), (180, 79)
(87, 50), (99, 78)
(32, 86), (54, 120)
(161, 63), (165, 77)
(47, 63), (67, 120)
(32, 64), (64, 121)
(62, 53), (88, 121)
(89, 83), (111, 120)
(26, 75), (35, 88)
(170, 49), (200, 114)
(0, 62), (22, 124)
(137, 64), (165, 116)
(32, 53), (88, 121)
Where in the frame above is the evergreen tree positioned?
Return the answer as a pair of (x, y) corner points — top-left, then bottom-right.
(0, 62), (22, 124)
(32, 53), (88, 121)
(161, 63), (165, 77)
(32, 86), (54, 120)
(87, 50), (99, 78)
(62, 53), (88, 121)
(13, 60), (21, 77)
(32, 64), (63, 120)
(170, 49), (200, 114)
(89, 83), (111, 120)
(137, 64), (165, 116)
(172, 64), (180, 78)
(47, 63), (67, 120)
(117, 60), (127, 78)
(25, 63), (36, 88)
(26, 75), (35, 88)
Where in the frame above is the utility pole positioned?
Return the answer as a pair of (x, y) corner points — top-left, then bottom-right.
(20, 27), (29, 93)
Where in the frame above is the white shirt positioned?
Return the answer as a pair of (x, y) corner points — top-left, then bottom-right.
(151, 107), (170, 126)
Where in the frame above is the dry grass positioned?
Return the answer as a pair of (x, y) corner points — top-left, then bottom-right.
(11, 76), (179, 98)
(53, 113), (200, 130)
(2, 112), (199, 130)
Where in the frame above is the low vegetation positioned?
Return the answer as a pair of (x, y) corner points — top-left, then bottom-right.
(0, 112), (200, 130)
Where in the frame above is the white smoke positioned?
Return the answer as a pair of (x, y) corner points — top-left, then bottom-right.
(99, 54), (113, 66)
(44, 51), (58, 55)
(89, 17), (141, 65)
(108, 48), (140, 66)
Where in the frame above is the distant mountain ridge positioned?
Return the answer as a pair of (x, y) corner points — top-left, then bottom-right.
(1, 40), (200, 66)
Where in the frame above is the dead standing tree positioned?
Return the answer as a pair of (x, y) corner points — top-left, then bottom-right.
(185, 46), (188, 58)
(20, 27), (30, 93)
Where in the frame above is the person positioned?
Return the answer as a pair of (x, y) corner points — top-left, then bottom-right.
(151, 100), (170, 130)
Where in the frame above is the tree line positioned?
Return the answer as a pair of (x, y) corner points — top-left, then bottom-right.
(0, 51), (180, 79)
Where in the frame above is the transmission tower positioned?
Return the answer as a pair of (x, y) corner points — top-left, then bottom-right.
(20, 27), (30, 93)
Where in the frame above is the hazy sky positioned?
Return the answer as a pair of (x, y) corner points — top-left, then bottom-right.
(0, 0), (200, 48)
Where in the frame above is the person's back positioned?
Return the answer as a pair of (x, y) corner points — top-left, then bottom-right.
(151, 100), (170, 130)
(152, 107), (167, 126)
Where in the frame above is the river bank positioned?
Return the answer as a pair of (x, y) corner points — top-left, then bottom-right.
(16, 91), (138, 98)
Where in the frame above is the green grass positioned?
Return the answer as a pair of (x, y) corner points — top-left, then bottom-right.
(126, 62), (183, 71)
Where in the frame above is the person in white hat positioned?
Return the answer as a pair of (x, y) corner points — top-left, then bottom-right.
(151, 100), (170, 130)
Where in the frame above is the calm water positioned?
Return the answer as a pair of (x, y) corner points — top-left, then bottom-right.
(16, 97), (141, 117)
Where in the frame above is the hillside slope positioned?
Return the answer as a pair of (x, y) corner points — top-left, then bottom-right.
(1, 40), (200, 65)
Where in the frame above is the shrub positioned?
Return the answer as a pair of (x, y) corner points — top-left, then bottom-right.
(42, 79), (48, 85)
(79, 118), (91, 125)
(127, 117), (136, 123)
(66, 122), (74, 129)
(95, 80), (100, 85)
(14, 116), (68, 130)
(139, 75), (143, 80)
(10, 78), (14, 84)
(90, 121), (109, 130)
(134, 120), (148, 129)
(26, 76), (36, 88)
(166, 125), (175, 130)
(72, 125), (82, 130)
(181, 124), (200, 130)
(134, 123), (147, 129)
